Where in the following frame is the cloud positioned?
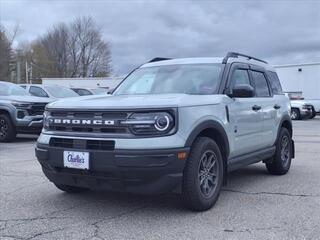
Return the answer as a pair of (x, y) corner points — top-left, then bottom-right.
(1, 0), (319, 75)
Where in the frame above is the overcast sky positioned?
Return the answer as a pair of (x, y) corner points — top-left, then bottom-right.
(1, 0), (319, 75)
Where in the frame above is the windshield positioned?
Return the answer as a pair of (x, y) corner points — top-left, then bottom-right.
(114, 64), (222, 95)
(44, 85), (79, 98)
(0, 83), (29, 96)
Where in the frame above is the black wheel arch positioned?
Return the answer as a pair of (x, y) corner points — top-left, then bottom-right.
(0, 107), (15, 124)
(275, 115), (294, 158)
(0, 106), (14, 119)
(276, 115), (293, 140)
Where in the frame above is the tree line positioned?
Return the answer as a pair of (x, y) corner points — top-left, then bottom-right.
(0, 16), (112, 83)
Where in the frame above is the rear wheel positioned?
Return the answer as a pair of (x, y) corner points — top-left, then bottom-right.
(0, 114), (16, 142)
(290, 108), (300, 120)
(266, 128), (292, 175)
(54, 183), (88, 193)
(182, 137), (224, 211)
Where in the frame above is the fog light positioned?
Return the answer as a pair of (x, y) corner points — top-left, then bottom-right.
(17, 110), (25, 119)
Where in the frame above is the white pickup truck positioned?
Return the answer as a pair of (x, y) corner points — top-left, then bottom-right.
(285, 92), (319, 120)
(290, 100), (313, 120)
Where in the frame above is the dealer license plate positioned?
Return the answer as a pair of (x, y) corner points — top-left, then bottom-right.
(63, 151), (89, 170)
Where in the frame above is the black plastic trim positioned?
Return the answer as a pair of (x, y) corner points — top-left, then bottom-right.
(184, 120), (229, 158)
(228, 146), (276, 172)
(222, 52), (268, 64)
(148, 57), (172, 63)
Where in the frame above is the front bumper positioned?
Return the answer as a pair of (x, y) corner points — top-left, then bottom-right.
(300, 108), (312, 118)
(35, 144), (189, 194)
(16, 115), (43, 133)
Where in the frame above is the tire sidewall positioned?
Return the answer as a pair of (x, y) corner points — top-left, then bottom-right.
(183, 137), (224, 210)
(291, 108), (300, 120)
(0, 114), (16, 142)
(276, 128), (292, 171)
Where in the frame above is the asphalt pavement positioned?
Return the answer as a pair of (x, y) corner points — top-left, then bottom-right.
(1, 118), (320, 240)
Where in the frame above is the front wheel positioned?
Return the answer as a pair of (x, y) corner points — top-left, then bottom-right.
(0, 114), (16, 142)
(182, 137), (224, 211)
(290, 108), (300, 120)
(266, 128), (292, 175)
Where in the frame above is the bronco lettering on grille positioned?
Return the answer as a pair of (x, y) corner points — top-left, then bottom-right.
(51, 118), (115, 126)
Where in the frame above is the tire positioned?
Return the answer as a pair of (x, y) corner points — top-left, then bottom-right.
(266, 128), (292, 175)
(54, 183), (88, 193)
(182, 137), (224, 211)
(0, 114), (16, 142)
(290, 108), (300, 120)
(310, 107), (316, 119)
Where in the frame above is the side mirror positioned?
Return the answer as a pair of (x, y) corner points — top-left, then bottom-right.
(231, 84), (254, 98)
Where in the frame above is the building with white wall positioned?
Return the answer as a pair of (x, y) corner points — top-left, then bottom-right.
(274, 62), (320, 99)
(42, 77), (123, 90)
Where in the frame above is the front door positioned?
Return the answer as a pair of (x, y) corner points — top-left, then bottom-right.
(227, 64), (263, 158)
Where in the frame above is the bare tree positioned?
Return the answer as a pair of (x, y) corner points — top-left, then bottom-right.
(8, 17), (112, 81)
(69, 16), (112, 77)
(40, 23), (69, 77)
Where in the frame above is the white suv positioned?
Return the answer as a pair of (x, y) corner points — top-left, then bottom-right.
(36, 52), (294, 211)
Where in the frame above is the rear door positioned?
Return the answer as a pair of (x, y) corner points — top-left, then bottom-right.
(250, 68), (276, 148)
(227, 63), (263, 157)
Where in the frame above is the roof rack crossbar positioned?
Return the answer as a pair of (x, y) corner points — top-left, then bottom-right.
(148, 57), (172, 63)
(222, 52), (268, 64)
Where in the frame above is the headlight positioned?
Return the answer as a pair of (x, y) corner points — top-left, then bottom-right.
(43, 110), (50, 129)
(11, 101), (31, 108)
(122, 112), (175, 135)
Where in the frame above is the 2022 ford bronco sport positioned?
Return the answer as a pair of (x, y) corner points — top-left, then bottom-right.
(36, 52), (294, 211)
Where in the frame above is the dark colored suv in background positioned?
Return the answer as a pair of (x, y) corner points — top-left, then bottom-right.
(0, 81), (50, 142)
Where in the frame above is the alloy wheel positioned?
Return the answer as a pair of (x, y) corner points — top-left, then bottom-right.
(280, 135), (290, 167)
(0, 118), (8, 140)
(198, 150), (219, 198)
(291, 111), (297, 120)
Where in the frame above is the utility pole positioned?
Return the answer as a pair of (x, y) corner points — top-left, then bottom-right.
(16, 49), (22, 84)
(30, 63), (33, 84)
(25, 60), (28, 83)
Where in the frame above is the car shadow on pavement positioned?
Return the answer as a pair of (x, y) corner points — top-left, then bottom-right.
(47, 164), (270, 213)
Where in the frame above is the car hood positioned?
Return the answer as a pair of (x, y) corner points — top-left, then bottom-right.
(47, 94), (227, 110)
(290, 100), (310, 107)
(0, 95), (52, 103)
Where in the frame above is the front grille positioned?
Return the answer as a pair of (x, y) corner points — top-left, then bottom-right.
(49, 137), (115, 151)
(48, 111), (129, 134)
(28, 103), (47, 116)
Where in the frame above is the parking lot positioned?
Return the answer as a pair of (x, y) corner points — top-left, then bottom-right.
(1, 118), (320, 240)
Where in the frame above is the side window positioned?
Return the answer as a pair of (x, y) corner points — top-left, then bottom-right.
(20, 85), (26, 89)
(231, 69), (251, 87)
(251, 71), (271, 97)
(29, 86), (49, 98)
(267, 71), (283, 95)
(77, 89), (92, 96)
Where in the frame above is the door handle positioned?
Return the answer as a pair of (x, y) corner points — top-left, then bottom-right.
(274, 104), (281, 110)
(252, 105), (261, 111)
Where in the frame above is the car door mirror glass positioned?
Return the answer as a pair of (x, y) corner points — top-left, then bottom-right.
(231, 84), (254, 98)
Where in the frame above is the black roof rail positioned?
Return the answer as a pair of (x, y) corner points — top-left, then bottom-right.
(148, 57), (172, 63)
(222, 52), (268, 64)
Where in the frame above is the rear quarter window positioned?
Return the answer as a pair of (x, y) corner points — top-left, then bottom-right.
(267, 71), (283, 95)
